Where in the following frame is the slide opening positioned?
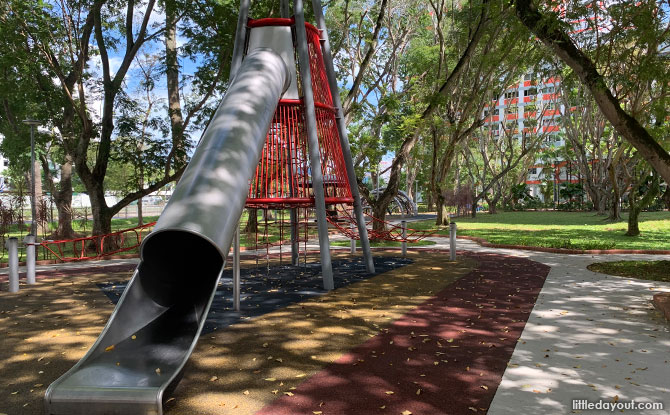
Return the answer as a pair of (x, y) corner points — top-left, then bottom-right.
(140, 231), (224, 308)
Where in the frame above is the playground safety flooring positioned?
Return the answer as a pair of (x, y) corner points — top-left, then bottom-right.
(0, 238), (669, 414)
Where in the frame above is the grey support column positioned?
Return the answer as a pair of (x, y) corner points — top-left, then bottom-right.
(280, 0), (290, 18)
(230, 0), (251, 77)
(282, 0), (299, 269)
(25, 235), (36, 284)
(450, 222), (457, 261)
(401, 220), (407, 257)
(294, 0), (334, 290)
(311, 0), (374, 273)
(233, 221), (241, 311)
(7, 237), (18, 293)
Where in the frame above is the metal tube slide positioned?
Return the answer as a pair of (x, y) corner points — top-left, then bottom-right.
(44, 48), (289, 415)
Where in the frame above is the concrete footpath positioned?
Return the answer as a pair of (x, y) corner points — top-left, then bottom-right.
(420, 238), (670, 414)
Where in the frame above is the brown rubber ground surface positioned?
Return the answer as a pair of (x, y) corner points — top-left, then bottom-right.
(0, 251), (475, 415)
(257, 252), (550, 415)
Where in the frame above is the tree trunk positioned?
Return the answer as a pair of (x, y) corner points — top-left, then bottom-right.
(165, 1), (185, 172)
(137, 197), (143, 226)
(137, 169), (144, 226)
(245, 208), (258, 233)
(471, 198), (478, 218)
(663, 186), (670, 210)
(485, 195), (499, 214)
(626, 177), (659, 236)
(371, 201), (388, 240)
(54, 156), (75, 238)
(435, 190), (450, 226)
(607, 164), (621, 221)
(626, 205), (641, 236)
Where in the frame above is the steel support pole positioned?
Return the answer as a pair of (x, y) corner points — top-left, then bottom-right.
(30, 125), (36, 236)
(233, 221), (241, 311)
(7, 237), (18, 293)
(401, 220), (407, 257)
(450, 222), (457, 261)
(25, 235), (36, 284)
(230, 0), (251, 77)
(350, 222), (356, 254)
(280, 0), (290, 18)
(294, 0), (334, 290)
(311, 0), (374, 273)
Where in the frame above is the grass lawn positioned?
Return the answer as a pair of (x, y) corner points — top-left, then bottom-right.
(410, 211), (670, 251)
(588, 260), (670, 282)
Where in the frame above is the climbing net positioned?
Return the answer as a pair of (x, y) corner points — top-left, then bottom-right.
(325, 207), (431, 243)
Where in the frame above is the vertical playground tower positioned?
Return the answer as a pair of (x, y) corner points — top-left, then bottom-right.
(238, 0), (375, 288)
(44, 1), (374, 414)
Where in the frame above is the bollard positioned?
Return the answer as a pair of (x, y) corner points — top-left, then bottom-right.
(7, 237), (19, 292)
(449, 222), (457, 261)
(401, 220), (407, 257)
(233, 222), (241, 312)
(25, 235), (36, 285)
(350, 222), (356, 254)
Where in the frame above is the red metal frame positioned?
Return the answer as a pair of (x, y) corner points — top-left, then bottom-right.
(40, 222), (156, 262)
(247, 17), (295, 27)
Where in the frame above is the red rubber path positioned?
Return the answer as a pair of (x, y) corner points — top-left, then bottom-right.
(257, 252), (550, 415)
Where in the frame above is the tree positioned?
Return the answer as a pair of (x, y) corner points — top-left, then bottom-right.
(513, 0), (670, 185)
(4, 0), (247, 239)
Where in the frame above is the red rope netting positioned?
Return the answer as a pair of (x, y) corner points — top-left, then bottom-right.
(325, 207), (431, 243)
(244, 19), (427, 244)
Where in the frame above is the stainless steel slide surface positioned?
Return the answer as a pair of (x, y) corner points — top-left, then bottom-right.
(45, 48), (290, 415)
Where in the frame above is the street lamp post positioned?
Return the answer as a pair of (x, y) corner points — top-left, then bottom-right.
(22, 119), (40, 236)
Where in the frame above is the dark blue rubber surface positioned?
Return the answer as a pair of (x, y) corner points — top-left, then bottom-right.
(99, 256), (412, 334)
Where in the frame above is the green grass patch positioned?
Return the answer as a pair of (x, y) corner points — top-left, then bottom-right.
(587, 260), (670, 282)
(331, 239), (436, 248)
(410, 211), (670, 251)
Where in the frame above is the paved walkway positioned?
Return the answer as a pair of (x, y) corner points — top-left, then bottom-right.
(419, 238), (670, 414)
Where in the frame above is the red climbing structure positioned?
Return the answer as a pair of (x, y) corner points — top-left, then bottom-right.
(245, 18), (353, 210)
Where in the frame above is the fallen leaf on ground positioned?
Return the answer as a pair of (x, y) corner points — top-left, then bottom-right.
(209, 376), (218, 382)
(243, 390), (250, 395)
(385, 391), (394, 395)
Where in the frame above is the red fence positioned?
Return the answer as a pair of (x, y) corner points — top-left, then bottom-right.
(39, 222), (156, 262)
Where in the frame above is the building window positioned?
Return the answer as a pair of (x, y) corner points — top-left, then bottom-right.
(3, 160), (7, 167)
(524, 73), (535, 81)
(504, 91), (516, 100)
(493, 108), (499, 115)
(528, 167), (538, 175)
(542, 86), (555, 94)
(524, 87), (537, 97)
